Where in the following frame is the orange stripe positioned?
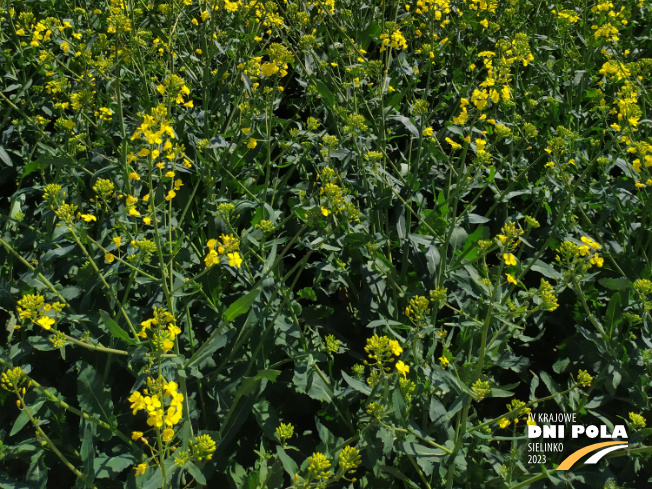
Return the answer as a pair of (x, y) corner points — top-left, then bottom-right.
(557, 441), (628, 471)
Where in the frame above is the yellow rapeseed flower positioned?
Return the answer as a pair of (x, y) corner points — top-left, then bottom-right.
(37, 316), (55, 330)
(261, 62), (279, 76)
(162, 428), (175, 442)
(389, 339), (403, 356)
(205, 250), (219, 267)
(395, 361), (409, 377)
(228, 252), (243, 268)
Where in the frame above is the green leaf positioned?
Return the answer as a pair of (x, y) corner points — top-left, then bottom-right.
(184, 329), (229, 369)
(253, 399), (281, 441)
(276, 446), (298, 477)
(606, 292), (622, 337)
(388, 115), (419, 138)
(490, 388), (515, 398)
(41, 245), (75, 262)
(494, 351), (529, 373)
(142, 467), (162, 489)
(343, 232), (370, 246)
(224, 288), (261, 322)
(360, 20), (381, 50)
(401, 441), (446, 457)
(529, 259), (562, 281)
(185, 462), (206, 485)
(552, 357), (570, 374)
(598, 277), (630, 291)
(0, 146), (13, 167)
(76, 361), (116, 438)
(93, 453), (136, 478)
(297, 287), (317, 301)
(462, 213), (490, 224)
(540, 371), (561, 400)
(21, 160), (39, 179)
(450, 227), (468, 250)
(400, 441), (445, 476)
(11, 400), (45, 436)
(314, 80), (335, 107)
(293, 360), (333, 402)
(100, 310), (136, 345)
(429, 399), (455, 438)
(341, 371), (371, 395)
(219, 371), (279, 446)
(80, 421), (95, 487)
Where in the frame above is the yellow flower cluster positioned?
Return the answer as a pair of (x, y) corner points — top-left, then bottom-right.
(633, 279), (652, 310)
(1, 367), (27, 392)
(264, 43), (294, 77)
(497, 399), (532, 428)
(629, 412), (646, 430)
(412, 0), (451, 28)
(130, 105), (175, 145)
(275, 422), (294, 444)
(307, 452), (331, 480)
(509, 33), (535, 67)
(379, 23), (408, 52)
(248, 0), (285, 31)
(576, 369), (593, 388)
(405, 295), (431, 324)
(471, 379), (491, 400)
(14, 12), (56, 48)
(224, 0), (243, 12)
(552, 9), (580, 24)
(204, 234), (243, 269)
(338, 446), (362, 473)
(93, 179), (115, 199)
(468, 0), (497, 13)
(138, 307), (181, 353)
(168, 433), (217, 473)
(237, 43), (294, 80)
(156, 74), (193, 107)
(107, 0), (132, 34)
(129, 375), (184, 433)
(364, 334), (403, 375)
(555, 237), (603, 276)
(189, 434), (217, 460)
(16, 293), (64, 331)
(537, 279), (559, 312)
(317, 168), (360, 222)
(42, 184), (89, 225)
(591, 2), (627, 42)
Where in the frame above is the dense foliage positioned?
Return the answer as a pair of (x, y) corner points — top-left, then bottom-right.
(1, 0), (652, 487)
